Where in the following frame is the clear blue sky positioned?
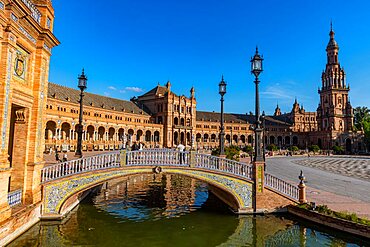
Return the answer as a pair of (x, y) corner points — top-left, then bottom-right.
(49, 0), (370, 115)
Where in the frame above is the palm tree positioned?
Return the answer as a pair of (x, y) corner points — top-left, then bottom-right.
(354, 106), (370, 130)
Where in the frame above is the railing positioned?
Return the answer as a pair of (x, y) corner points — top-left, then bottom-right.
(195, 153), (253, 180)
(41, 153), (120, 183)
(127, 150), (189, 166)
(8, 189), (22, 207)
(21, 0), (42, 24)
(40, 149), (299, 201)
(264, 173), (299, 200)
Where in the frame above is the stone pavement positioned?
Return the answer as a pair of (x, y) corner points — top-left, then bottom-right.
(292, 157), (370, 180)
(267, 156), (370, 219)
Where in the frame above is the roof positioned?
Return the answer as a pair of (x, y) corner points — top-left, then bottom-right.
(196, 111), (292, 126)
(138, 85), (168, 98)
(47, 83), (150, 116)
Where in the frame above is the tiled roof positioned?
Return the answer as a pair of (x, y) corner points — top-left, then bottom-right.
(196, 111), (292, 126)
(139, 85), (168, 98)
(47, 83), (150, 116)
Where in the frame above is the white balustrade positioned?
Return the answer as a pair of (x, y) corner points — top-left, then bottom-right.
(41, 149), (298, 201)
(194, 153), (253, 180)
(264, 173), (299, 200)
(8, 189), (22, 207)
(41, 153), (120, 183)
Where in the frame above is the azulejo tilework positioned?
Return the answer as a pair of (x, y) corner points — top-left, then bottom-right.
(164, 169), (253, 208)
(43, 169), (152, 214)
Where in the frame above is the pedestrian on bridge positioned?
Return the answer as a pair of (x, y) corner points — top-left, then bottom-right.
(177, 143), (185, 164)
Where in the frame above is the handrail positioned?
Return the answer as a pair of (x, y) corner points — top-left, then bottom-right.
(8, 189), (22, 207)
(194, 153), (253, 180)
(41, 152), (120, 183)
(40, 149), (299, 201)
(264, 173), (299, 200)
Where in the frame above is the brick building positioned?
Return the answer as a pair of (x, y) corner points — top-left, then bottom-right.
(43, 26), (360, 154)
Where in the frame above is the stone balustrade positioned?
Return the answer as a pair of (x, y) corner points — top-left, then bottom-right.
(7, 189), (22, 207)
(40, 149), (301, 202)
(264, 173), (299, 200)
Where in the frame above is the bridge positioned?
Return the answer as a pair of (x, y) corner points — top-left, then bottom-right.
(40, 149), (305, 219)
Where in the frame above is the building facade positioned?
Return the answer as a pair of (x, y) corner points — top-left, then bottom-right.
(43, 26), (360, 155)
(0, 0), (59, 223)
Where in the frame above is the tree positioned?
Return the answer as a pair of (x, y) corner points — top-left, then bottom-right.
(354, 106), (370, 131)
(308, 145), (320, 154)
(288, 146), (299, 152)
(332, 145), (344, 155)
(267, 144), (278, 151)
(242, 145), (253, 153)
(212, 145), (241, 161)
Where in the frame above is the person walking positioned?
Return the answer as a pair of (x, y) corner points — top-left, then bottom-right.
(177, 143), (185, 164)
(55, 149), (60, 162)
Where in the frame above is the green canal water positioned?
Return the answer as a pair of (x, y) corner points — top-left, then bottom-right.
(8, 174), (370, 247)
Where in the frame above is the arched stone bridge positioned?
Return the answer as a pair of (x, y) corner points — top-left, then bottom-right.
(40, 149), (301, 219)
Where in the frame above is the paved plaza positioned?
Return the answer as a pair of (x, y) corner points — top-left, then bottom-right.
(267, 156), (370, 219)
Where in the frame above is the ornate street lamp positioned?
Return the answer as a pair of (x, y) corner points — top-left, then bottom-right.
(219, 75), (227, 156)
(75, 69), (87, 158)
(251, 47), (264, 162)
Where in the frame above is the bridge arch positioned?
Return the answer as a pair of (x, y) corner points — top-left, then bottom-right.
(43, 168), (252, 218)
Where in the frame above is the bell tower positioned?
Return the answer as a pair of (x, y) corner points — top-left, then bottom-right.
(317, 24), (353, 133)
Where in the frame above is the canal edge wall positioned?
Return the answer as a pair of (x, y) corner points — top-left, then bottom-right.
(0, 203), (41, 246)
(287, 205), (370, 239)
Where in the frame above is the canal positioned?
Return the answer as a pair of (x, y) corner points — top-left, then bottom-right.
(8, 174), (370, 246)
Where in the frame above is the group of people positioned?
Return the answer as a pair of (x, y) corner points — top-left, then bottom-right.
(54, 149), (68, 162)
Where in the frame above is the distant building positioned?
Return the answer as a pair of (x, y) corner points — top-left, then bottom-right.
(44, 26), (361, 153)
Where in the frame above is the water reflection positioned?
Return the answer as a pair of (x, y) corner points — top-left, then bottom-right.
(8, 174), (370, 247)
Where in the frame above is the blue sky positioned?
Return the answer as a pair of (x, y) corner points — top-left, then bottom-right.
(49, 0), (370, 115)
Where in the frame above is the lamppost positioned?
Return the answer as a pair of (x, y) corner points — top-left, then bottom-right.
(251, 47), (265, 212)
(75, 69), (87, 158)
(219, 75), (226, 156)
(251, 47), (264, 162)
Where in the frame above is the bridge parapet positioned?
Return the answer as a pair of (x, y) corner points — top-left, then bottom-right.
(41, 149), (301, 207)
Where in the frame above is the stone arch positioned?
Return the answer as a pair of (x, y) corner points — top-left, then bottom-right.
(204, 133), (209, 142)
(180, 118), (185, 126)
(285, 136), (290, 146)
(180, 132), (185, 144)
(108, 127), (115, 141)
(186, 132), (191, 145)
(98, 126), (105, 140)
(174, 117), (179, 125)
(43, 168), (252, 217)
(270, 136), (275, 145)
(211, 134), (216, 142)
(277, 136), (283, 146)
(154, 131), (160, 142)
(87, 125), (94, 141)
(233, 135), (238, 144)
(196, 133), (202, 142)
(45, 120), (56, 140)
(118, 128), (125, 141)
(60, 122), (71, 140)
(247, 135), (253, 144)
(145, 130), (151, 142)
(293, 136), (298, 145)
(136, 129), (143, 142)
(226, 134), (231, 143)
(174, 131), (179, 145)
(240, 135), (246, 144)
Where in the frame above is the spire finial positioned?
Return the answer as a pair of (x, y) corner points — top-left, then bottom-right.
(221, 74), (224, 81)
(330, 20), (333, 32)
(295, 97), (298, 104)
(256, 46), (259, 54)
